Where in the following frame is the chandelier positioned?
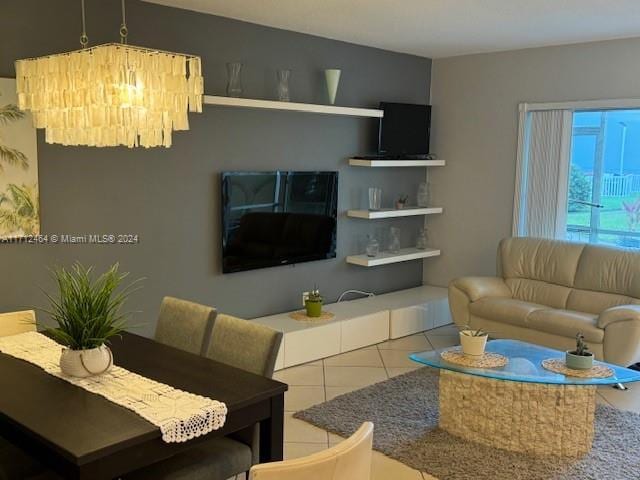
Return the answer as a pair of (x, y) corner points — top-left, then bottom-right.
(14, 0), (203, 148)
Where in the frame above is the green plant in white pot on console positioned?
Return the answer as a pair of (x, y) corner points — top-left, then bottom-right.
(305, 287), (323, 318)
(458, 326), (489, 356)
(566, 332), (594, 370)
(41, 262), (141, 378)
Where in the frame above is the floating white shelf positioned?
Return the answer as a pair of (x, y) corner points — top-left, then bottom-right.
(203, 95), (384, 118)
(348, 159), (445, 167)
(346, 247), (441, 267)
(347, 207), (443, 219)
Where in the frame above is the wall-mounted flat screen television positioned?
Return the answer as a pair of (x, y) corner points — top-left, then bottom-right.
(221, 171), (338, 273)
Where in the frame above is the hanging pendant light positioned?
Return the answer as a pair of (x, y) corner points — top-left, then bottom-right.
(14, 0), (203, 148)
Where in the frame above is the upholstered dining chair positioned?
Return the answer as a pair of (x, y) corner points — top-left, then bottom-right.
(154, 296), (216, 356)
(127, 313), (283, 480)
(249, 422), (374, 480)
(0, 310), (36, 337)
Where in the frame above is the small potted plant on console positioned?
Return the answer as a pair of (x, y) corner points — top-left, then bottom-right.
(566, 332), (594, 370)
(395, 194), (409, 209)
(305, 287), (323, 318)
(458, 325), (489, 356)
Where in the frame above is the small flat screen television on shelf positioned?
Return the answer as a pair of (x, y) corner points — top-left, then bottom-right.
(378, 102), (431, 156)
(221, 171), (338, 273)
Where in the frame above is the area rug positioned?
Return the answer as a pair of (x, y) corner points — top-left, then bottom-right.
(294, 368), (640, 480)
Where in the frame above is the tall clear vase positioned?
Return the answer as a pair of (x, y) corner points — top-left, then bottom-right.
(226, 62), (243, 97)
(277, 69), (291, 102)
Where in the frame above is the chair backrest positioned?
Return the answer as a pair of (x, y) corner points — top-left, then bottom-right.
(155, 297), (216, 356)
(205, 314), (283, 378)
(249, 422), (373, 480)
(0, 310), (36, 337)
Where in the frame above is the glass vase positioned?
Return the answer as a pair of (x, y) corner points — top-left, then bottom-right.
(226, 62), (243, 97)
(277, 69), (291, 102)
(416, 228), (428, 249)
(365, 235), (380, 257)
(368, 187), (382, 211)
(417, 182), (429, 207)
(388, 227), (401, 254)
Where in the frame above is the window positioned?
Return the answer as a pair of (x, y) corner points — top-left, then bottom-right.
(566, 109), (640, 248)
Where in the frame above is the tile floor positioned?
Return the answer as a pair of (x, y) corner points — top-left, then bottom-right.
(269, 324), (640, 479)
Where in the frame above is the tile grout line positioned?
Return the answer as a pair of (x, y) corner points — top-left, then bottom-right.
(377, 344), (391, 378)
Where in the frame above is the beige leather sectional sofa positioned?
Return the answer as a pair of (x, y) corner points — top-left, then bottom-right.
(449, 237), (640, 366)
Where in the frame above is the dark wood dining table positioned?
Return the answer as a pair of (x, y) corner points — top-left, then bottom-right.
(0, 332), (288, 479)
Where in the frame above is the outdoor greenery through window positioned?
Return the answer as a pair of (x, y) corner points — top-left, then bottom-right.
(567, 109), (640, 248)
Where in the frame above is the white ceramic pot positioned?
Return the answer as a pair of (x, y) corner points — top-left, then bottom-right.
(60, 344), (113, 378)
(459, 331), (488, 356)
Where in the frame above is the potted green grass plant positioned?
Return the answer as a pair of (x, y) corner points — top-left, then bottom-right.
(305, 287), (323, 318)
(42, 262), (141, 378)
(458, 325), (489, 356)
(565, 332), (594, 370)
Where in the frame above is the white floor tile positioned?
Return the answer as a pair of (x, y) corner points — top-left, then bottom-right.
(597, 384), (640, 413)
(378, 333), (431, 351)
(284, 413), (329, 443)
(371, 451), (423, 480)
(427, 324), (459, 336)
(328, 431), (347, 445)
(387, 366), (422, 378)
(284, 442), (328, 460)
(285, 386), (325, 412)
(324, 366), (388, 387)
(274, 364), (324, 386)
(426, 334), (459, 349)
(325, 385), (362, 401)
(380, 349), (424, 368)
(324, 349), (383, 367)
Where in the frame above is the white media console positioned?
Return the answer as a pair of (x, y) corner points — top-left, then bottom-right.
(251, 285), (451, 371)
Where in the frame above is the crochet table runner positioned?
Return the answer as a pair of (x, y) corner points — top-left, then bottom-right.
(0, 332), (227, 443)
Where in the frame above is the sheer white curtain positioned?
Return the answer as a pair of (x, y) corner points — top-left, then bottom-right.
(513, 108), (573, 238)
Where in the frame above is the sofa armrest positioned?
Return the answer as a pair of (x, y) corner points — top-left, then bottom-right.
(449, 277), (511, 303)
(598, 305), (640, 329)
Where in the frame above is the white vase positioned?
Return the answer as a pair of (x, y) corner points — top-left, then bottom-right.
(60, 344), (113, 378)
(325, 69), (341, 105)
(459, 331), (488, 356)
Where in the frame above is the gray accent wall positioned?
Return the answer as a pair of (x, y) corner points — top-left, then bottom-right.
(424, 36), (640, 287)
(1, 0), (431, 336)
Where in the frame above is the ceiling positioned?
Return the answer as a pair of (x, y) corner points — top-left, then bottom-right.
(144, 0), (640, 58)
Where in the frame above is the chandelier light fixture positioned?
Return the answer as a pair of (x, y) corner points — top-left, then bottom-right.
(15, 0), (204, 148)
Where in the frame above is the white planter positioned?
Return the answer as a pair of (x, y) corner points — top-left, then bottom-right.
(325, 69), (341, 105)
(60, 344), (113, 378)
(459, 331), (488, 356)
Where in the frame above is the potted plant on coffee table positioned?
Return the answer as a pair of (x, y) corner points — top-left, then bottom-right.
(305, 287), (323, 318)
(565, 332), (594, 370)
(458, 325), (489, 356)
(41, 262), (141, 378)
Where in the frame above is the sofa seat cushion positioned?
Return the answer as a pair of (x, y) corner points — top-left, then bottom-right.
(528, 309), (603, 344)
(469, 298), (546, 328)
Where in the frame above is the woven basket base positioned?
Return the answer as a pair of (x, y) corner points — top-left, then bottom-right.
(541, 358), (614, 378)
(440, 347), (508, 368)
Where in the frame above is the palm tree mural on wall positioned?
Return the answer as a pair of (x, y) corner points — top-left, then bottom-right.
(0, 78), (40, 238)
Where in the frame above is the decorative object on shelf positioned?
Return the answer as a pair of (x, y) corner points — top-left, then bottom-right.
(417, 182), (429, 207)
(14, 0), (203, 148)
(289, 310), (335, 322)
(395, 195), (409, 209)
(388, 227), (401, 254)
(458, 326), (489, 356)
(226, 62), (243, 98)
(41, 262), (142, 378)
(368, 187), (382, 210)
(324, 69), (341, 105)
(441, 347), (508, 368)
(541, 358), (613, 378)
(416, 228), (428, 250)
(276, 69), (291, 102)
(365, 234), (380, 257)
(565, 332), (594, 370)
(0, 78), (40, 240)
(305, 287), (323, 318)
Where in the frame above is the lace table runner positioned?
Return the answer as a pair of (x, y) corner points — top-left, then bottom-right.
(0, 332), (227, 443)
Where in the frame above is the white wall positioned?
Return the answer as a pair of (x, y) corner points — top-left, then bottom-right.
(423, 36), (640, 287)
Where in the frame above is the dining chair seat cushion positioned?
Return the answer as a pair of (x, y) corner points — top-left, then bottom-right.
(126, 436), (252, 480)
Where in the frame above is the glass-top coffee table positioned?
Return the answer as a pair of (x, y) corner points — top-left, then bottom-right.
(410, 339), (640, 457)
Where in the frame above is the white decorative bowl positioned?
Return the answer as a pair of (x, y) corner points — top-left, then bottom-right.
(60, 344), (113, 377)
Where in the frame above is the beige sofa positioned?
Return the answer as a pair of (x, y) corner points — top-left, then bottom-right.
(449, 237), (640, 366)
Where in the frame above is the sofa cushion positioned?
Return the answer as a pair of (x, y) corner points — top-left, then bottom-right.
(469, 298), (546, 328)
(527, 309), (603, 344)
(573, 243), (640, 299)
(505, 278), (571, 310)
(566, 289), (640, 315)
(498, 237), (585, 287)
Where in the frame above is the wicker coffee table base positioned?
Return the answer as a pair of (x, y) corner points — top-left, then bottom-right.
(439, 370), (596, 457)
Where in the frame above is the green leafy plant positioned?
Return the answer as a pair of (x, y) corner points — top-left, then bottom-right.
(307, 287), (323, 303)
(568, 165), (591, 212)
(0, 183), (39, 235)
(457, 325), (489, 337)
(397, 194), (409, 205)
(571, 332), (592, 357)
(41, 263), (142, 350)
(0, 102), (29, 173)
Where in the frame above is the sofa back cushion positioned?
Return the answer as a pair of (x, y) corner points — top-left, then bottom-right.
(505, 278), (571, 309)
